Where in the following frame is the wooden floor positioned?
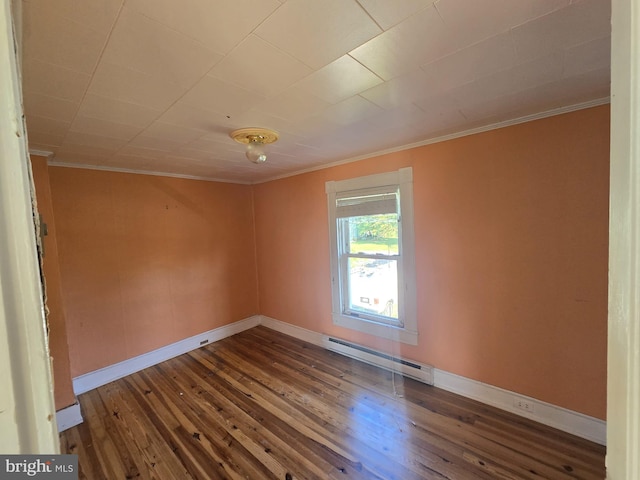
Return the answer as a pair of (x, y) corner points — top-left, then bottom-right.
(60, 326), (605, 479)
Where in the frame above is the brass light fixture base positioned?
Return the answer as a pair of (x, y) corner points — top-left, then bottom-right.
(230, 127), (279, 145)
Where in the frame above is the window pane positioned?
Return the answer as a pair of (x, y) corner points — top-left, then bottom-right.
(345, 214), (398, 255)
(347, 257), (398, 320)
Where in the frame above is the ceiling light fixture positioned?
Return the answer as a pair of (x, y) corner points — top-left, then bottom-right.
(230, 127), (279, 164)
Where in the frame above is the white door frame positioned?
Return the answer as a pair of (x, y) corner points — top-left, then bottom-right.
(0, 0), (59, 453)
(607, 0), (640, 478)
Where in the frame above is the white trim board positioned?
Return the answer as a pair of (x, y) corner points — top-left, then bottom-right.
(56, 403), (82, 433)
(259, 316), (606, 445)
(71, 314), (606, 445)
(254, 98), (610, 185)
(434, 370), (606, 446)
(72, 316), (260, 395)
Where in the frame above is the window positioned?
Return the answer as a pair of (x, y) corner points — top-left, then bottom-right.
(326, 168), (417, 345)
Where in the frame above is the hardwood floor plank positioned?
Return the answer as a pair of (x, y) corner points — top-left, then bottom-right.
(60, 326), (606, 479)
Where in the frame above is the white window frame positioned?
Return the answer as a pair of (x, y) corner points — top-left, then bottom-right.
(326, 167), (417, 345)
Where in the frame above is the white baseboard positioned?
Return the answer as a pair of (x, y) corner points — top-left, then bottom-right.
(72, 315), (261, 395)
(434, 369), (606, 446)
(70, 314), (606, 445)
(258, 316), (606, 445)
(260, 315), (326, 347)
(56, 403), (82, 432)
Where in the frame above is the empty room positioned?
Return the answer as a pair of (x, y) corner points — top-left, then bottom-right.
(2, 0), (639, 479)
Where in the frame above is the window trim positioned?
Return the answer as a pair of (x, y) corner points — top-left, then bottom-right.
(326, 167), (418, 345)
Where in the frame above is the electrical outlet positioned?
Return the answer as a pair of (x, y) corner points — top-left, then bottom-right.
(200, 339), (209, 345)
(514, 397), (535, 413)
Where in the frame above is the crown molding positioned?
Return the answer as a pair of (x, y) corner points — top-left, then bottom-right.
(28, 148), (54, 158)
(47, 162), (253, 185)
(39, 98), (610, 187)
(253, 98), (611, 185)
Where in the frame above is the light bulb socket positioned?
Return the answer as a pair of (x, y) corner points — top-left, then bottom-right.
(230, 127), (279, 165)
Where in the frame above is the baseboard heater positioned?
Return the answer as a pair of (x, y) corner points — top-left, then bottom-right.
(324, 337), (434, 385)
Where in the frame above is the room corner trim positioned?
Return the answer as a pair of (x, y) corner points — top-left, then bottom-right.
(72, 315), (261, 395)
(258, 315), (606, 446)
(56, 403), (82, 433)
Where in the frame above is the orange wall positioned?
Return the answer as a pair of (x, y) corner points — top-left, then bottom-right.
(30, 156), (76, 410)
(253, 106), (610, 419)
(48, 168), (258, 376)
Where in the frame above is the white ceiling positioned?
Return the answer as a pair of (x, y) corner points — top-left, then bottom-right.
(20, 0), (611, 184)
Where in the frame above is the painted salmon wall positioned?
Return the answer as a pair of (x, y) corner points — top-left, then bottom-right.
(48, 168), (258, 376)
(30, 156), (76, 410)
(253, 106), (610, 420)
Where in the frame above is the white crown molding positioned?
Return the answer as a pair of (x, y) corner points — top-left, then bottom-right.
(47, 162), (253, 185)
(37, 99), (609, 188)
(253, 98), (611, 185)
(28, 148), (54, 158)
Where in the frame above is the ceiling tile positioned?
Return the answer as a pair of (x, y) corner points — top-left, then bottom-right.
(412, 94), (466, 132)
(23, 0), (124, 36)
(69, 116), (142, 141)
(461, 66), (609, 124)
(421, 33), (518, 91)
(53, 152), (112, 166)
(156, 102), (233, 132)
(22, 1), (110, 74)
(512, 52), (565, 91)
(360, 69), (436, 110)
(563, 35), (611, 78)
(55, 143), (119, 159)
(450, 51), (564, 107)
(125, 0), (280, 54)
(295, 55), (383, 104)
(26, 131), (66, 149)
(319, 96), (383, 127)
(255, 0), (381, 69)
(363, 104), (431, 133)
(116, 145), (168, 159)
(138, 122), (208, 144)
(27, 131), (65, 150)
(209, 35), (313, 97)
(100, 7), (222, 89)
(179, 75), (264, 117)
(21, 0), (611, 183)
(23, 93), (79, 123)
(349, 5), (452, 80)
(183, 137), (236, 155)
(127, 135), (188, 152)
(22, 59), (91, 103)
(62, 131), (128, 152)
(98, 154), (154, 170)
(88, 61), (188, 111)
(254, 87), (331, 122)
(511, 0), (611, 61)
(358, 0), (433, 30)
(172, 147), (239, 163)
(433, 0), (570, 48)
(77, 94), (161, 129)
(25, 115), (71, 138)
